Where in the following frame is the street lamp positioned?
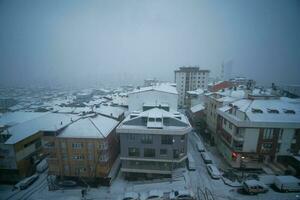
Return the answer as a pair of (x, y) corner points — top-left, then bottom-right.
(240, 156), (246, 181)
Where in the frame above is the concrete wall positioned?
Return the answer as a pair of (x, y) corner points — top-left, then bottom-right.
(243, 128), (259, 152)
(278, 128), (295, 155)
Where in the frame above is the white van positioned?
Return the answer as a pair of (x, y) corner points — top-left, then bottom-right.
(274, 176), (300, 192)
(187, 153), (196, 171)
(201, 152), (212, 164)
(196, 141), (205, 152)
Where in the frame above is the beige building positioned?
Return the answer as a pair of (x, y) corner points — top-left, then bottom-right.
(175, 66), (209, 107)
(44, 114), (119, 185)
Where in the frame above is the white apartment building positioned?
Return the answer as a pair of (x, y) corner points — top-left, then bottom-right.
(174, 66), (209, 107)
(127, 83), (178, 112)
(216, 97), (300, 169)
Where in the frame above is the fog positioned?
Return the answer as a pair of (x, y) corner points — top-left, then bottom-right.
(0, 0), (299, 88)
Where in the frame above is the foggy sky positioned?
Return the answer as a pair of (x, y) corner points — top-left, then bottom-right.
(0, 0), (299, 88)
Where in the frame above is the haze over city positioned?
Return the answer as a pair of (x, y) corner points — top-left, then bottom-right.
(0, 0), (300, 88)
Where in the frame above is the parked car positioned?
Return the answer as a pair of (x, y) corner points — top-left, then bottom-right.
(169, 190), (195, 200)
(36, 159), (48, 173)
(242, 180), (268, 195)
(196, 141), (205, 152)
(14, 174), (39, 190)
(142, 190), (164, 200)
(187, 153), (196, 171)
(206, 164), (221, 179)
(274, 176), (300, 192)
(119, 192), (140, 200)
(200, 152), (212, 164)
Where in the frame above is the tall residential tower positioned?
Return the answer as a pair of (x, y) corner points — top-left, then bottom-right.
(175, 66), (210, 107)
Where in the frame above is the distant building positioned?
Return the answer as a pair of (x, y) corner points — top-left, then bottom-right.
(278, 84), (300, 98)
(0, 112), (78, 183)
(216, 97), (300, 169)
(117, 108), (191, 179)
(144, 78), (159, 87)
(44, 114), (119, 185)
(186, 88), (205, 108)
(174, 66), (210, 107)
(207, 81), (233, 93)
(128, 83), (178, 112)
(205, 88), (246, 145)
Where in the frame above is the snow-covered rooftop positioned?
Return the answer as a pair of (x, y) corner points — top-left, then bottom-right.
(4, 113), (80, 144)
(94, 105), (126, 119)
(58, 115), (118, 139)
(0, 112), (47, 127)
(118, 108), (191, 132)
(129, 83), (178, 95)
(219, 98), (300, 124)
(187, 88), (204, 95)
(190, 104), (205, 113)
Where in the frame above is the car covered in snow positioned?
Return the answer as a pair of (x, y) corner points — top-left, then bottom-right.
(141, 190), (164, 200)
(118, 192), (140, 200)
(206, 164), (221, 179)
(169, 190), (195, 200)
(201, 152), (212, 164)
(242, 180), (268, 194)
(14, 174), (39, 190)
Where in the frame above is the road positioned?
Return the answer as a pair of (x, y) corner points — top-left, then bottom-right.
(3, 171), (48, 200)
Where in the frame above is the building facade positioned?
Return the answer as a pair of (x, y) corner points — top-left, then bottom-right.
(117, 108), (192, 178)
(43, 115), (119, 185)
(0, 112), (78, 183)
(216, 98), (300, 169)
(174, 66), (209, 107)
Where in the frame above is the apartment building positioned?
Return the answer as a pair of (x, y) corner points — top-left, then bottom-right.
(0, 112), (78, 183)
(174, 66), (210, 107)
(128, 83), (178, 112)
(43, 114), (119, 185)
(117, 108), (192, 178)
(216, 97), (300, 169)
(205, 88), (245, 145)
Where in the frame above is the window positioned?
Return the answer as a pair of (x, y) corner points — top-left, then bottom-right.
(88, 152), (94, 160)
(99, 153), (109, 162)
(61, 142), (66, 148)
(161, 135), (174, 145)
(180, 135), (185, 142)
(148, 118), (155, 122)
(45, 141), (55, 148)
(72, 155), (84, 160)
(129, 134), (136, 140)
(128, 147), (139, 157)
(229, 123), (232, 129)
(88, 143), (94, 149)
(223, 119), (227, 126)
(141, 135), (153, 144)
(263, 129), (273, 140)
(72, 143), (83, 149)
(160, 149), (167, 156)
(144, 148), (155, 158)
(62, 152), (68, 160)
(261, 143), (273, 152)
(173, 149), (179, 159)
(64, 165), (69, 172)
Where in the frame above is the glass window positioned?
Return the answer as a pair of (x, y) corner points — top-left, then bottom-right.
(263, 129), (273, 139)
(128, 147), (139, 157)
(144, 148), (155, 158)
(160, 149), (167, 156)
(161, 135), (174, 145)
(141, 135), (153, 144)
